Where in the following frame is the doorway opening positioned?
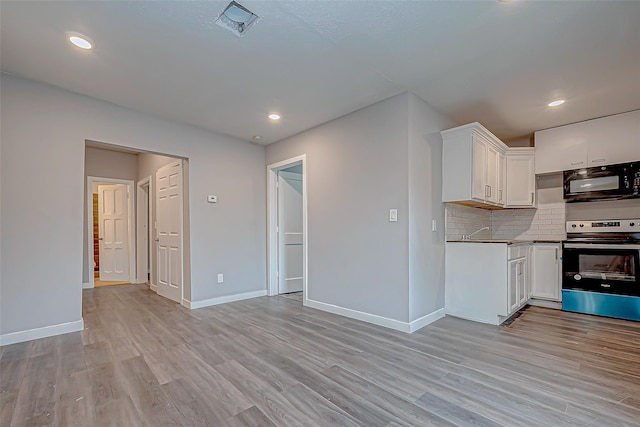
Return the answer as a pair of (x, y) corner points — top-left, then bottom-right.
(86, 177), (136, 288)
(267, 155), (308, 304)
(83, 141), (190, 306)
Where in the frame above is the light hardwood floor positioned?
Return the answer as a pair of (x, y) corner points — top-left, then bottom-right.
(1, 284), (639, 426)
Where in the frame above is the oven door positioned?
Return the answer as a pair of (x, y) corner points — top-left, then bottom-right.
(562, 243), (640, 296)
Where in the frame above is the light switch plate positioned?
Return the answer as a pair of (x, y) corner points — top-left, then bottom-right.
(207, 195), (218, 203)
(432, 219), (437, 232)
(389, 209), (398, 222)
(217, 273), (224, 283)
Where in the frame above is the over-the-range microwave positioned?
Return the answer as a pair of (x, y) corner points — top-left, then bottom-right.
(563, 161), (640, 202)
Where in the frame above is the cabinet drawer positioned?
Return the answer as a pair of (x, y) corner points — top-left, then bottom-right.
(508, 245), (528, 260)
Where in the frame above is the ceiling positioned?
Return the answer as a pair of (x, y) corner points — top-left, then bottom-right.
(2, 1), (639, 145)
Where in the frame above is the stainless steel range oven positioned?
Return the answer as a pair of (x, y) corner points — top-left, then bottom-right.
(562, 218), (640, 321)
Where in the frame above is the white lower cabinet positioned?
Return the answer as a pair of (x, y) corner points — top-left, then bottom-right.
(445, 242), (530, 325)
(531, 243), (562, 301)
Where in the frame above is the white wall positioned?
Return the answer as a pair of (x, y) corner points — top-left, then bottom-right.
(138, 152), (176, 182)
(0, 75), (266, 338)
(266, 93), (411, 322)
(407, 94), (457, 322)
(266, 92), (454, 327)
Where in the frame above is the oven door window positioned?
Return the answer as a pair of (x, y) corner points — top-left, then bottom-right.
(578, 253), (635, 282)
(563, 248), (640, 296)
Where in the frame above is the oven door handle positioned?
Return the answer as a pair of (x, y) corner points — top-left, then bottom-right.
(563, 243), (640, 250)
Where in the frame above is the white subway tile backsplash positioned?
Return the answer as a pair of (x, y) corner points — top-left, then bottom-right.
(445, 202), (566, 241)
(445, 204), (491, 241)
(490, 202), (566, 240)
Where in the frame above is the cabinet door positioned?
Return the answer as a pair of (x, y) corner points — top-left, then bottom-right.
(508, 259), (520, 314)
(586, 110), (640, 166)
(531, 244), (561, 301)
(498, 153), (506, 205)
(506, 154), (535, 207)
(486, 144), (500, 204)
(472, 135), (488, 201)
(518, 259), (527, 306)
(535, 122), (588, 174)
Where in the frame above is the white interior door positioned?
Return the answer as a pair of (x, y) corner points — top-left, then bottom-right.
(156, 160), (183, 303)
(278, 170), (303, 294)
(98, 184), (129, 281)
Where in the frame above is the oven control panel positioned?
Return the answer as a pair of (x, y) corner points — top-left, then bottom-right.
(567, 218), (640, 233)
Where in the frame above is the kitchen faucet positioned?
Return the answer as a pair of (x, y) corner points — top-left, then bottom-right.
(462, 226), (490, 241)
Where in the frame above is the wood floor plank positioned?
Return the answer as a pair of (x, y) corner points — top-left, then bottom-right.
(225, 405), (278, 427)
(10, 353), (58, 426)
(2, 283), (639, 426)
(117, 355), (187, 426)
(162, 377), (229, 426)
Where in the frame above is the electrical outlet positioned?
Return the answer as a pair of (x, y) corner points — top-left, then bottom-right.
(217, 273), (224, 284)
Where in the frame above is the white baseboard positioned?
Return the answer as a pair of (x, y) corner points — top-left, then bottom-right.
(183, 290), (267, 309)
(82, 282), (93, 289)
(409, 308), (446, 332)
(528, 299), (562, 310)
(304, 299), (444, 333)
(150, 283), (158, 292)
(0, 319), (84, 346)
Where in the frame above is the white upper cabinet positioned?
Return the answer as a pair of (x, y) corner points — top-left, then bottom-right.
(498, 153), (506, 205)
(486, 144), (500, 205)
(442, 122), (506, 207)
(506, 148), (536, 208)
(471, 134), (489, 201)
(585, 110), (640, 167)
(534, 122), (588, 174)
(535, 110), (640, 174)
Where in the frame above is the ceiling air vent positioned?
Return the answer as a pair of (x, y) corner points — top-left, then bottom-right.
(215, 1), (260, 37)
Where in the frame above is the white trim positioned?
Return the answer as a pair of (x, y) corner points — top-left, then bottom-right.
(408, 308), (446, 332)
(0, 319), (84, 346)
(82, 282), (91, 289)
(182, 290), (267, 309)
(86, 176), (136, 288)
(304, 299), (443, 333)
(267, 155), (308, 299)
(150, 283), (158, 292)
(136, 176), (151, 284)
(527, 299), (562, 310)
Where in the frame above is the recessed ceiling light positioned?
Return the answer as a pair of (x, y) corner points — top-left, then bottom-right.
(548, 99), (565, 107)
(268, 113), (281, 121)
(252, 135), (262, 140)
(67, 32), (93, 50)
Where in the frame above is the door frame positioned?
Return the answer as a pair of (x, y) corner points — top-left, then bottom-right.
(136, 176), (153, 286)
(267, 155), (308, 302)
(86, 176), (136, 288)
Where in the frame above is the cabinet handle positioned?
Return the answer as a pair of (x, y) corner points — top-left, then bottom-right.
(591, 158), (606, 163)
(531, 192), (534, 204)
(485, 185), (489, 197)
(555, 248), (558, 260)
(488, 186), (492, 197)
(499, 190), (502, 201)
(570, 161), (584, 166)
